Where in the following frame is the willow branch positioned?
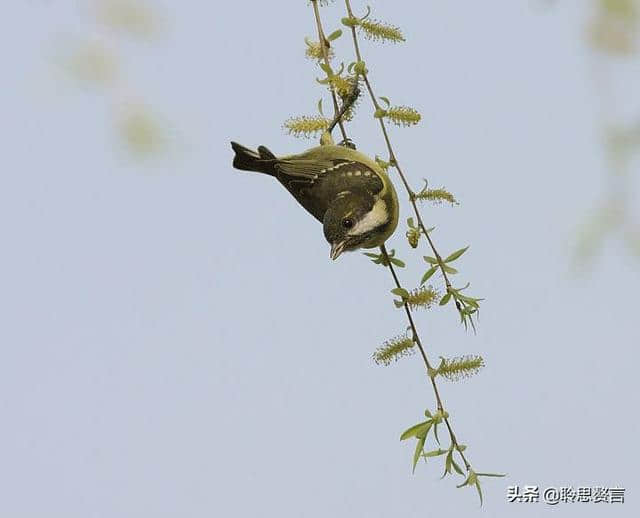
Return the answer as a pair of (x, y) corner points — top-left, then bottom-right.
(308, 0), (472, 474)
(380, 245), (471, 471)
(310, 0), (349, 142)
(344, 0), (461, 311)
(344, 0), (472, 470)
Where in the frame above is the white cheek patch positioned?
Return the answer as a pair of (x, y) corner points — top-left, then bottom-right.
(348, 198), (388, 236)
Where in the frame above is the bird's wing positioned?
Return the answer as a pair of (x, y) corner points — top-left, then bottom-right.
(274, 158), (336, 181)
(276, 158), (383, 193)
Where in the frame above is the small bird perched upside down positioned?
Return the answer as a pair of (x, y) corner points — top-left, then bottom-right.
(231, 141), (399, 260)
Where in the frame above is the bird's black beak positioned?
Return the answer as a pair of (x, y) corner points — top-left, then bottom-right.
(330, 240), (347, 260)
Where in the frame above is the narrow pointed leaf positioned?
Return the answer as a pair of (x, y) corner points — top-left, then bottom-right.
(442, 450), (453, 478)
(400, 421), (429, 440)
(416, 421), (433, 439)
(475, 481), (484, 506)
(439, 292), (452, 306)
(412, 436), (426, 473)
(319, 63), (332, 75)
(421, 267), (437, 284)
(456, 477), (470, 488)
(444, 246), (469, 263)
(391, 288), (409, 298)
(423, 448), (448, 458)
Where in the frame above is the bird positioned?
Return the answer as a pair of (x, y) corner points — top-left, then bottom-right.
(231, 141), (399, 260)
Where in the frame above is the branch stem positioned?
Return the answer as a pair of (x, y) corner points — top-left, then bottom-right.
(380, 245), (471, 471)
(308, 0), (472, 474)
(344, 0), (457, 298)
(311, 0), (349, 142)
(345, 0), (471, 471)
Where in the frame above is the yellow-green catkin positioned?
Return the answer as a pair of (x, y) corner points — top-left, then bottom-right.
(406, 286), (439, 310)
(437, 355), (485, 381)
(333, 75), (360, 121)
(373, 335), (415, 365)
(415, 188), (458, 206)
(387, 106), (421, 127)
(283, 115), (331, 138)
(406, 227), (421, 248)
(330, 74), (356, 97)
(305, 39), (334, 61)
(359, 19), (405, 43)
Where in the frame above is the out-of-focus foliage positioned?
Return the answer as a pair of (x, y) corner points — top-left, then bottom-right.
(590, 0), (638, 54)
(94, 0), (161, 38)
(64, 43), (118, 85)
(572, 0), (640, 266)
(54, 0), (171, 160)
(118, 105), (166, 157)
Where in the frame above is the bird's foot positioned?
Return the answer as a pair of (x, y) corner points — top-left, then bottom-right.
(338, 138), (357, 150)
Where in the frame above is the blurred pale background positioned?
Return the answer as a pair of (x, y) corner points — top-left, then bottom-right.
(0, 1), (638, 517)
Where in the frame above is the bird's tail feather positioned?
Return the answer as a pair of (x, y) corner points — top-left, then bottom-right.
(231, 141), (277, 175)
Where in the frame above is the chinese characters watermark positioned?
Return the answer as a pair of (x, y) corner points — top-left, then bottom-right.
(507, 485), (625, 505)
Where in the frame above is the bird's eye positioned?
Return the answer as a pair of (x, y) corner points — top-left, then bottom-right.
(342, 218), (354, 229)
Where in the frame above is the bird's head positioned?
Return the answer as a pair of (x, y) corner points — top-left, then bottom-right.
(323, 191), (390, 260)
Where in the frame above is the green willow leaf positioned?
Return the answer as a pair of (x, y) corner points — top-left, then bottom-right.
(439, 292), (452, 306)
(421, 266), (437, 284)
(416, 420), (433, 439)
(374, 108), (387, 119)
(476, 480), (484, 506)
(444, 246), (469, 263)
(400, 421), (429, 441)
(456, 472), (472, 488)
(423, 448), (448, 458)
(391, 287), (409, 298)
(319, 63), (332, 75)
(412, 435), (426, 473)
(443, 449), (453, 478)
